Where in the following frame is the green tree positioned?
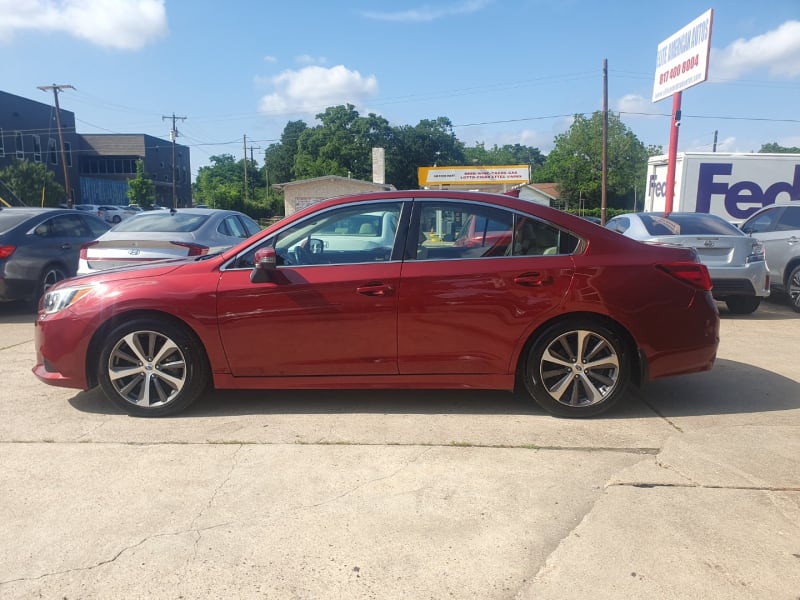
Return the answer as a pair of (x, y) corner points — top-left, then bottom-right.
(0, 160), (65, 207)
(540, 112), (653, 209)
(263, 120), (308, 185)
(193, 154), (281, 218)
(388, 117), (465, 189)
(759, 142), (800, 153)
(293, 104), (395, 181)
(127, 160), (156, 209)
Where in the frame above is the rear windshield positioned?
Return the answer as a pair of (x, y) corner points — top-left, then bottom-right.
(113, 213), (209, 233)
(639, 214), (741, 236)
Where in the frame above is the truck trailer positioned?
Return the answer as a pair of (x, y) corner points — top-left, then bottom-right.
(644, 152), (800, 224)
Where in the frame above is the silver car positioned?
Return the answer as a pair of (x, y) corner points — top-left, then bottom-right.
(741, 204), (800, 312)
(78, 208), (262, 274)
(606, 212), (769, 314)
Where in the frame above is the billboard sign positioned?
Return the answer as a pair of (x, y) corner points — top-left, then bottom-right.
(652, 9), (713, 102)
(418, 165), (530, 187)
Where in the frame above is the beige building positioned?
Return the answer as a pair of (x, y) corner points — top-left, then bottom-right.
(274, 175), (396, 216)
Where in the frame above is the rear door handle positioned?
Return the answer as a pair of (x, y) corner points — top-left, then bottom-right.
(514, 272), (553, 287)
(357, 282), (394, 296)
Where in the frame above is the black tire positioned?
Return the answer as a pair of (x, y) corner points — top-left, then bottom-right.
(112, 215), (121, 223)
(36, 264), (68, 303)
(97, 318), (209, 417)
(522, 319), (630, 418)
(788, 265), (800, 313)
(724, 295), (761, 315)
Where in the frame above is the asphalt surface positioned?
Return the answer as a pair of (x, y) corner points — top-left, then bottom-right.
(0, 296), (798, 599)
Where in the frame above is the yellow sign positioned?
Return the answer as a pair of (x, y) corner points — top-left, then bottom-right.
(418, 165), (530, 187)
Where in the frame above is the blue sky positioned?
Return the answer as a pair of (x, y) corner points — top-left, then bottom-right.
(3, 0), (800, 180)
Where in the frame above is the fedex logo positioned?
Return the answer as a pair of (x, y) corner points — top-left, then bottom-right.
(696, 162), (800, 220)
(648, 173), (667, 198)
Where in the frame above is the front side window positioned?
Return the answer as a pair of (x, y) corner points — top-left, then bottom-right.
(776, 206), (800, 231)
(743, 209), (780, 234)
(234, 201), (403, 269)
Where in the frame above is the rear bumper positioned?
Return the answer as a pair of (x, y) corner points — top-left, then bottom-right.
(707, 262), (770, 298)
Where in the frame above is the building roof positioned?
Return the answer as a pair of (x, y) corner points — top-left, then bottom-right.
(526, 182), (560, 200)
(273, 175), (395, 191)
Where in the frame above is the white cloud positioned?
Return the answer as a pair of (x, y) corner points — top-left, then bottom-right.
(0, 0), (167, 50)
(712, 20), (800, 80)
(295, 54), (327, 66)
(263, 55), (278, 63)
(258, 65), (379, 117)
(361, 0), (491, 23)
(615, 94), (662, 117)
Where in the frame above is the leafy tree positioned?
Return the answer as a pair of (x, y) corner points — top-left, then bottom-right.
(0, 160), (65, 207)
(193, 153), (281, 217)
(759, 142), (800, 153)
(263, 120), (309, 185)
(464, 142), (545, 168)
(540, 112), (652, 209)
(127, 160), (156, 209)
(388, 117), (466, 189)
(294, 104), (395, 181)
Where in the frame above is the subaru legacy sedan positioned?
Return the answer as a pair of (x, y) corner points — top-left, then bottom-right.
(34, 191), (719, 418)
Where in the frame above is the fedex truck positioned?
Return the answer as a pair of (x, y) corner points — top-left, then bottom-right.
(644, 152), (800, 224)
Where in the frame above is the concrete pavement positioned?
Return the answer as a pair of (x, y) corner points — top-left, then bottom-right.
(0, 298), (798, 599)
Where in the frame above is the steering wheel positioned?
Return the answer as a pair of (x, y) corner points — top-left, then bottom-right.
(290, 244), (311, 265)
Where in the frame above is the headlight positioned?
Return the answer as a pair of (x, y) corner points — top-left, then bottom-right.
(41, 285), (95, 314)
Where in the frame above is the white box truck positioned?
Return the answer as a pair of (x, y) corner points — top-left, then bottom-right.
(644, 152), (800, 224)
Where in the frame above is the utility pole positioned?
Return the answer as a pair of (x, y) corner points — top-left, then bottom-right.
(601, 59), (608, 225)
(713, 130), (718, 152)
(248, 143), (261, 200)
(242, 135), (249, 202)
(162, 113), (186, 209)
(37, 84), (75, 207)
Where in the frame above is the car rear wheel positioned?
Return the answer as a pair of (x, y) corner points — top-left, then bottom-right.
(523, 320), (630, 418)
(97, 318), (209, 417)
(788, 265), (800, 313)
(724, 295), (760, 315)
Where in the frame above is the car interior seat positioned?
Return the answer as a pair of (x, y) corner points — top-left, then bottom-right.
(359, 223), (377, 235)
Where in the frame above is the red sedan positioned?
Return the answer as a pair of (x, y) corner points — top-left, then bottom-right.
(33, 191), (719, 418)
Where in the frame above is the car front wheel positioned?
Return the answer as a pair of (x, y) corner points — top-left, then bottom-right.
(36, 264), (67, 303)
(97, 318), (209, 417)
(788, 265), (800, 313)
(523, 320), (630, 418)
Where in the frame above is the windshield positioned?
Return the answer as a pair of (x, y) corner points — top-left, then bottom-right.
(112, 213), (209, 233)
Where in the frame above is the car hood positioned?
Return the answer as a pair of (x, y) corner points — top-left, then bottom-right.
(66, 259), (188, 286)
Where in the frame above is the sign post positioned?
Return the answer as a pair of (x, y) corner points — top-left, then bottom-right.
(652, 9), (713, 215)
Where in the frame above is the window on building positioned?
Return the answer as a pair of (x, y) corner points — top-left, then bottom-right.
(15, 131), (24, 159)
(0, 128), (5, 157)
(49, 139), (58, 165)
(64, 142), (72, 167)
(32, 135), (42, 162)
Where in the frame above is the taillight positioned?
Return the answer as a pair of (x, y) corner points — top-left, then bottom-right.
(657, 262), (713, 291)
(79, 241), (98, 260)
(172, 242), (209, 256)
(0, 245), (15, 259)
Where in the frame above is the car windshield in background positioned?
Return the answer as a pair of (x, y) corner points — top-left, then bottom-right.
(112, 213), (209, 233)
(639, 213), (742, 236)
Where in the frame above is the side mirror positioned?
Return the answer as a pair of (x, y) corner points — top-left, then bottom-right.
(250, 247), (277, 283)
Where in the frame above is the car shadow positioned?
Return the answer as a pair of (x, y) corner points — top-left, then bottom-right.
(716, 295), (797, 321)
(68, 357), (799, 419)
(0, 301), (37, 324)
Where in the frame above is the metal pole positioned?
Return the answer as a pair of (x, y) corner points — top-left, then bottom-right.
(601, 59), (608, 225)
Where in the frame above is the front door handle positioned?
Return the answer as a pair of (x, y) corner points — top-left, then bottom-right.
(357, 282), (394, 296)
(514, 272), (553, 287)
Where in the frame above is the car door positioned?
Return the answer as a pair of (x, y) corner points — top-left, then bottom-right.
(745, 206), (798, 281)
(216, 200), (407, 377)
(396, 200), (577, 375)
(29, 213), (99, 275)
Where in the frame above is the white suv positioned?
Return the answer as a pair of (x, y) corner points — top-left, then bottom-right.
(741, 204), (800, 312)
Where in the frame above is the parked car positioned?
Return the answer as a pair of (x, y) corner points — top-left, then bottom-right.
(96, 205), (129, 224)
(34, 191), (720, 418)
(123, 204), (144, 216)
(77, 208), (262, 274)
(605, 212), (769, 314)
(0, 207), (110, 303)
(74, 203), (101, 217)
(741, 204), (800, 312)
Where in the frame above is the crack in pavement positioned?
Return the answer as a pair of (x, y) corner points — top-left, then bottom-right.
(0, 522), (234, 586)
